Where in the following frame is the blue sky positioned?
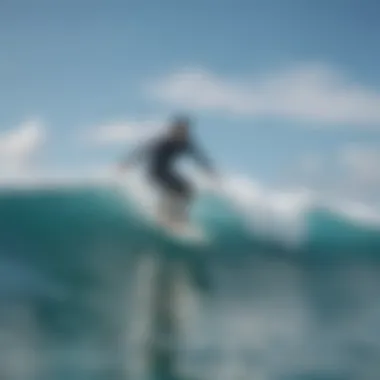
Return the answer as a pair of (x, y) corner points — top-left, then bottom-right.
(1, 0), (380, 201)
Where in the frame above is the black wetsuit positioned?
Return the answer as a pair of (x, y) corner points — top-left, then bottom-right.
(127, 137), (212, 198)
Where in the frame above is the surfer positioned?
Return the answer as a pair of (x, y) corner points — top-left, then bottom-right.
(119, 115), (216, 229)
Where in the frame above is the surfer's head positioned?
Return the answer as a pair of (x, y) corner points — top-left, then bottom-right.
(169, 115), (191, 141)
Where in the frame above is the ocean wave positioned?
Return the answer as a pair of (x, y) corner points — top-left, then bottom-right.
(0, 173), (379, 256)
(0, 177), (380, 379)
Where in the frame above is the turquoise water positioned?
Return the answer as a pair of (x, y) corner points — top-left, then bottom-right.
(0, 184), (380, 380)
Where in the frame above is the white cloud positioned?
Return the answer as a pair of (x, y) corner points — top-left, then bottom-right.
(88, 119), (163, 146)
(149, 63), (380, 126)
(0, 119), (45, 174)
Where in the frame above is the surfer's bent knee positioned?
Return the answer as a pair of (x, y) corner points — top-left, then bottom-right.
(151, 170), (192, 200)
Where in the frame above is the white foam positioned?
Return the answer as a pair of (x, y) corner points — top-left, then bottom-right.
(326, 199), (380, 228)
(213, 174), (314, 246)
(2, 166), (380, 246)
(203, 172), (380, 241)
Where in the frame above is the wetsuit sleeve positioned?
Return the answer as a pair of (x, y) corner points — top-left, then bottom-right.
(189, 143), (214, 173)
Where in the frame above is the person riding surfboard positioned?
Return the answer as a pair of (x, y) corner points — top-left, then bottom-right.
(119, 115), (217, 231)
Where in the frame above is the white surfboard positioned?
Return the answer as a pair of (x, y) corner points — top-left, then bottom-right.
(137, 198), (207, 244)
(120, 178), (208, 244)
(155, 217), (206, 243)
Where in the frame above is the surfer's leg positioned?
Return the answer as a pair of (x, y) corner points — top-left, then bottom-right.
(166, 172), (192, 223)
(153, 171), (193, 227)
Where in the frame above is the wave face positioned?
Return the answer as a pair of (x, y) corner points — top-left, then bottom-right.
(0, 184), (380, 380)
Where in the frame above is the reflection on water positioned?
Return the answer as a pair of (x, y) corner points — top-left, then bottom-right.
(0, 186), (379, 380)
(1, 254), (380, 380)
